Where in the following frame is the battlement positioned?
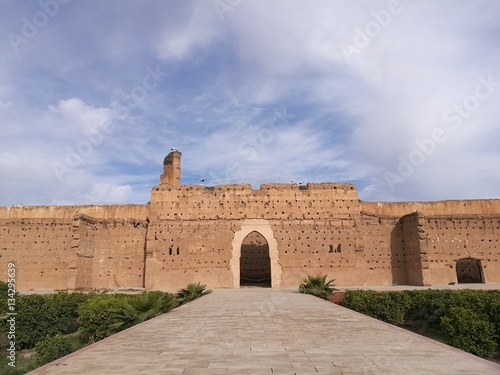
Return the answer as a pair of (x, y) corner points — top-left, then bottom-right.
(149, 180), (360, 221)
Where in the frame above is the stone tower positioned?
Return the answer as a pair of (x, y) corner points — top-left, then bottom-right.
(160, 149), (181, 185)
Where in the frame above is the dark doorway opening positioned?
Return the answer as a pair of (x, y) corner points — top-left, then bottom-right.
(240, 231), (271, 287)
(456, 258), (483, 283)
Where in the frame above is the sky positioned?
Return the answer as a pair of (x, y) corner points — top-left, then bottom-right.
(1, 0), (499, 206)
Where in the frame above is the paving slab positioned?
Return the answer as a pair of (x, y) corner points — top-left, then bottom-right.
(29, 288), (500, 375)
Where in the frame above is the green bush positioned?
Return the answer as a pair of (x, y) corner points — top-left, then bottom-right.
(440, 307), (497, 358)
(299, 275), (336, 300)
(47, 293), (92, 334)
(35, 334), (75, 367)
(343, 289), (500, 358)
(78, 294), (133, 343)
(5, 295), (54, 350)
(342, 290), (410, 325)
(404, 290), (500, 330)
(0, 281), (11, 313)
(404, 290), (454, 324)
(0, 292), (90, 350)
(177, 283), (212, 304)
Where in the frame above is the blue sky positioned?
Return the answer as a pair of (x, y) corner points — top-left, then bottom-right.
(1, 0), (499, 205)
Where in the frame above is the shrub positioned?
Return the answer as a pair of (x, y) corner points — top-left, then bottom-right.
(35, 334), (75, 366)
(111, 292), (178, 331)
(177, 283), (212, 304)
(0, 281), (11, 314)
(299, 275), (336, 300)
(5, 295), (53, 350)
(47, 292), (92, 334)
(0, 292), (91, 350)
(78, 294), (133, 343)
(440, 307), (497, 358)
(343, 290), (500, 358)
(0, 330), (9, 351)
(342, 290), (410, 325)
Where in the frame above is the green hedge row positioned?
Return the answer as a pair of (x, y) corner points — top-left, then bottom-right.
(0, 282), (211, 351)
(0, 292), (91, 350)
(342, 289), (500, 358)
(78, 291), (178, 343)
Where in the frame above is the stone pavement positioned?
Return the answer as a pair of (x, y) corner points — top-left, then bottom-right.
(30, 288), (500, 375)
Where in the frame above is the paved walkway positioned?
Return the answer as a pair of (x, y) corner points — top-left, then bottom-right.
(31, 288), (500, 375)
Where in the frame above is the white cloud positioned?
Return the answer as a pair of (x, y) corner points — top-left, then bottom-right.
(49, 98), (115, 133)
(81, 183), (133, 204)
(0, 1), (499, 205)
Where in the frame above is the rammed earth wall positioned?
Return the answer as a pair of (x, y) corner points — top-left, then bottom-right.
(1, 152), (499, 290)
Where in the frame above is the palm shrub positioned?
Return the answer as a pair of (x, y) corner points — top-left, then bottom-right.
(111, 292), (178, 331)
(143, 291), (179, 313)
(299, 275), (336, 300)
(177, 282), (212, 304)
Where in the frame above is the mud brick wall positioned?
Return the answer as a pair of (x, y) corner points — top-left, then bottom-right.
(72, 214), (148, 290)
(1, 169), (499, 290)
(0, 218), (74, 290)
(358, 213), (406, 286)
(0, 205), (148, 290)
(145, 219), (236, 289)
(420, 214), (500, 284)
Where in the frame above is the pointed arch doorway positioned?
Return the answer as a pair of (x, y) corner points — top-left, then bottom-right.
(240, 231), (271, 287)
(230, 219), (282, 288)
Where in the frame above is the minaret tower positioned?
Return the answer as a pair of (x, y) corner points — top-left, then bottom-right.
(160, 149), (181, 185)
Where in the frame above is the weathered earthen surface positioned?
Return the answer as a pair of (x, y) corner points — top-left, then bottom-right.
(1, 151), (499, 290)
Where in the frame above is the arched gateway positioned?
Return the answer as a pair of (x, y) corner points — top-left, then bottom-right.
(231, 219), (282, 288)
(240, 231), (271, 287)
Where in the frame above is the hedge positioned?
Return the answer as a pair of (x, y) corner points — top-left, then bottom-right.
(440, 307), (497, 358)
(35, 334), (75, 367)
(77, 294), (134, 343)
(342, 289), (500, 358)
(0, 292), (91, 350)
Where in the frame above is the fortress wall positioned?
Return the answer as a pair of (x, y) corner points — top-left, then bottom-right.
(0, 210), (148, 290)
(358, 213), (407, 286)
(2, 164), (499, 291)
(145, 220), (236, 289)
(147, 182), (362, 289)
(420, 214), (500, 284)
(361, 199), (500, 217)
(0, 204), (148, 220)
(0, 218), (74, 290)
(271, 218), (363, 287)
(73, 215), (148, 290)
(401, 212), (427, 286)
(149, 183), (359, 221)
